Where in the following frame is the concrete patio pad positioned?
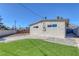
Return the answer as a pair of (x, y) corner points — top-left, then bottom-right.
(0, 34), (79, 48)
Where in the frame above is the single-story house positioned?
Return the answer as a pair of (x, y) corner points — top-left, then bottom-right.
(29, 17), (69, 38)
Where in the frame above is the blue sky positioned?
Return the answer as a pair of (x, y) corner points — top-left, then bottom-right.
(0, 3), (79, 28)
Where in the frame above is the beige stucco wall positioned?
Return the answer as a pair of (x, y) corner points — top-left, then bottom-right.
(30, 21), (66, 38)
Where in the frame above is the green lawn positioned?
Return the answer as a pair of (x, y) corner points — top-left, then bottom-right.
(0, 39), (78, 56)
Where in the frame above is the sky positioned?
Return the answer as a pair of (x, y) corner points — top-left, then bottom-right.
(0, 3), (79, 28)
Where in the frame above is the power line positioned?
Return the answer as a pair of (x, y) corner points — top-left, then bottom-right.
(18, 3), (44, 18)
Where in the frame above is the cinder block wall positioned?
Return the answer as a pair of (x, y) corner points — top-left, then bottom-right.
(0, 30), (16, 37)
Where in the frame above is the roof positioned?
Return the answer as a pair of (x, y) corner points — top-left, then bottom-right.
(67, 24), (79, 29)
(29, 19), (69, 26)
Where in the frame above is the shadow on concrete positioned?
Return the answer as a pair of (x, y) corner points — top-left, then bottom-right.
(0, 34), (16, 41)
(0, 38), (6, 41)
(66, 33), (79, 38)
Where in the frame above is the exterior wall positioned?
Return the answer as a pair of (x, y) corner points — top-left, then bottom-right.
(0, 30), (16, 36)
(30, 22), (43, 35)
(30, 21), (66, 38)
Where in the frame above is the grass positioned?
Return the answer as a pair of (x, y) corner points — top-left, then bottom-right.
(0, 39), (78, 56)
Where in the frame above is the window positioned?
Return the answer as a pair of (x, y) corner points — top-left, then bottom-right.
(33, 26), (39, 28)
(43, 26), (46, 31)
(48, 24), (57, 27)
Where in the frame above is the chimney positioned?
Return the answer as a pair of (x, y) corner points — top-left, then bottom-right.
(61, 17), (63, 19)
(45, 17), (47, 20)
(57, 16), (60, 19)
(56, 16), (63, 20)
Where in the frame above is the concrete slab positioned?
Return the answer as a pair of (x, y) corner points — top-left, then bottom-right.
(0, 34), (79, 48)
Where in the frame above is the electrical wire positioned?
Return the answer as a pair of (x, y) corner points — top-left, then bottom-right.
(18, 3), (44, 18)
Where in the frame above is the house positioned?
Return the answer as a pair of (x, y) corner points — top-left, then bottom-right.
(29, 17), (69, 38)
(73, 27), (79, 36)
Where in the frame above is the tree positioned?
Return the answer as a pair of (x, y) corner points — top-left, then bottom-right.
(0, 16), (9, 30)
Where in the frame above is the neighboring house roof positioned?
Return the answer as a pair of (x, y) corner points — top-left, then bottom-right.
(67, 24), (79, 29)
(29, 19), (69, 26)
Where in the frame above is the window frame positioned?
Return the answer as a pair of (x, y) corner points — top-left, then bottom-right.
(33, 26), (39, 28)
(48, 24), (57, 27)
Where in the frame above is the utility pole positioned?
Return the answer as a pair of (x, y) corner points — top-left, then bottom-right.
(14, 20), (16, 30)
